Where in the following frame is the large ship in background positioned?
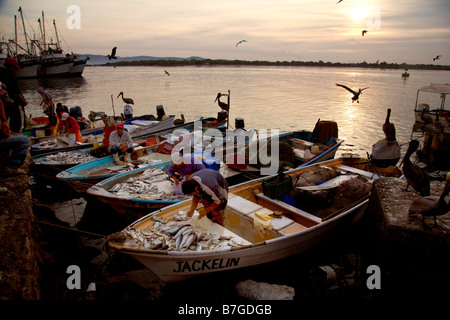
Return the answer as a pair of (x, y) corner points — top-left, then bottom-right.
(0, 7), (88, 78)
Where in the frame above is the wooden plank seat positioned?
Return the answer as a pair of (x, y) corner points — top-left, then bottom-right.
(224, 193), (316, 243)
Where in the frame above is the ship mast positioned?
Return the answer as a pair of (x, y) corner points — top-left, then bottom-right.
(53, 19), (61, 51)
(14, 15), (18, 55)
(41, 11), (47, 51)
(18, 7), (30, 54)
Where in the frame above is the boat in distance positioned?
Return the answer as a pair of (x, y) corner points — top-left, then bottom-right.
(108, 157), (391, 283)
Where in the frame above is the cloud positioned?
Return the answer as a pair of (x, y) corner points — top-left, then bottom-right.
(0, 0), (448, 64)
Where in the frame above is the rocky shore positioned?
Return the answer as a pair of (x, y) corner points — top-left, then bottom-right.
(0, 153), (449, 303)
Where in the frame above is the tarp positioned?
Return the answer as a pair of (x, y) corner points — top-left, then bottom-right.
(418, 83), (450, 94)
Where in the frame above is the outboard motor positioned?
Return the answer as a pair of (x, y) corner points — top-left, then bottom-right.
(69, 106), (83, 120)
(156, 105), (166, 120)
(235, 117), (245, 130)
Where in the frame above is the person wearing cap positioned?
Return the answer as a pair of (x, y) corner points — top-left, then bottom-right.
(57, 112), (82, 146)
(108, 123), (134, 165)
(0, 57), (28, 133)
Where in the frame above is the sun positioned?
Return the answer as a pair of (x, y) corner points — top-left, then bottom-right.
(349, 7), (370, 21)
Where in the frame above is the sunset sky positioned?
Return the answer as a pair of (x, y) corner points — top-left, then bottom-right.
(0, 0), (449, 64)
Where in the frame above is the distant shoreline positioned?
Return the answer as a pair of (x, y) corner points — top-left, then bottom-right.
(95, 59), (450, 70)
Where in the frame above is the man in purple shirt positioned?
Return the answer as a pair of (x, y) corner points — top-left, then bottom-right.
(168, 153), (205, 194)
(182, 169), (229, 225)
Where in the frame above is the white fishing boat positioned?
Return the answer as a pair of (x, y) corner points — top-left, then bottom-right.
(69, 55), (89, 76)
(109, 157), (392, 283)
(413, 83), (450, 132)
(6, 7), (87, 78)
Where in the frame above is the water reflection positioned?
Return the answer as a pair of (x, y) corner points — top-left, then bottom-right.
(18, 76), (87, 92)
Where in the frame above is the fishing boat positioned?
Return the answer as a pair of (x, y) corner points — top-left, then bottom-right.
(87, 153), (220, 220)
(55, 114), (229, 194)
(31, 148), (96, 177)
(69, 55), (89, 76)
(56, 146), (173, 196)
(401, 69), (410, 78)
(108, 157), (395, 283)
(222, 120), (344, 177)
(29, 115), (176, 156)
(413, 83), (450, 132)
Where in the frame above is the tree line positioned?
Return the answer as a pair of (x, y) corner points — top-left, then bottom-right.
(104, 59), (450, 70)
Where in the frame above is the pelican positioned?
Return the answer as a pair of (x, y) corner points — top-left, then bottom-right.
(400, 140), (430, 197)
(362, 30), (368, 36)
(336, 83), (369, 103)
(409, 177), (450, 227)
(383, 108), (396, 141)
(433, 55), (442, 61)
(165, 70), (170, 76)
(214, 93), (229, 112)
(236, 40), (247, 47)
(117, 92), (134, 105)
(107, 47), (117, 60)
(420, 108), (434, 125)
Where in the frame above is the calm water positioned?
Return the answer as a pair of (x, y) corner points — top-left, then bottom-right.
(18, 65), (450, 157)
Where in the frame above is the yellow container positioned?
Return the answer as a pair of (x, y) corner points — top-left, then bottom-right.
(311, 145), (319, 154)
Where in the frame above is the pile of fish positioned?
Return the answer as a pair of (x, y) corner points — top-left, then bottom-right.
(38, 139), (61, 149)
(43, 151), (97, 164)
(124, 211), (244, 251)
(108, 167), (190, 201)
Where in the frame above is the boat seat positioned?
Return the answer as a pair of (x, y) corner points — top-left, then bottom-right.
(278, 221), (308, 235)
(254, 193), (321, 227)
(288, 138), (314, 150)
(227, 195), (264, 217)
(337, 165), (379, 180)
(225, 194), (295, 242)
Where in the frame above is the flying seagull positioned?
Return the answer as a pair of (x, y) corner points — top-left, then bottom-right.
(165, 70), (170, 76)
(107, 47), (117, 60)
(433, 55), (442, 61)
(336, 83), (369, 103)
(362, 30), (368, 36)
(236, 40), (247, 47)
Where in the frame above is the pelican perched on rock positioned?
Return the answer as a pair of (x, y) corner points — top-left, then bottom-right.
(400, 139), (430, 197)
(117, 92), (134, 105)
(214, 92), (229, 112)
(409, 177), (450, 227)
(336, 83), (369, 103)
(383, 108), (396, 141)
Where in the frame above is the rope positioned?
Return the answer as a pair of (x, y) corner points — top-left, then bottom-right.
(37, 220), (107, 238)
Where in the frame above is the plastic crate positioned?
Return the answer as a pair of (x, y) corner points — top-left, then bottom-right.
(262, 173), (293, 199)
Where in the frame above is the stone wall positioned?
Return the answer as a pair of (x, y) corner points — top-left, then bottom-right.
(0, 155), (41, 300)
